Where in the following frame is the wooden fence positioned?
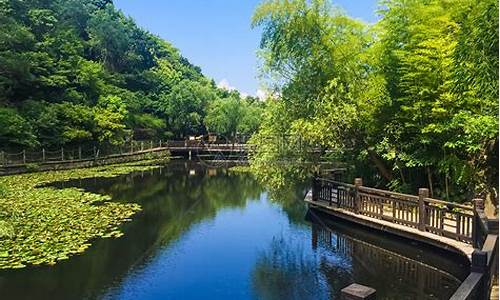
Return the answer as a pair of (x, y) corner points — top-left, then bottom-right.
(450, 200), (498, 300)
(0, 140), (251, 167)
(0, 140), (166, 167)
(311, 177), (499, 300)
(312, 177), (475, 243)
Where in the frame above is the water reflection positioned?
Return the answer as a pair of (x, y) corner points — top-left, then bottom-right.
(0, 162), (468, 300)
(251, 209), (469, 300)
(0, 162), (264, 300)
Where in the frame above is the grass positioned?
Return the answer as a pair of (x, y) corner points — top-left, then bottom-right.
(0, 160), (165, 269)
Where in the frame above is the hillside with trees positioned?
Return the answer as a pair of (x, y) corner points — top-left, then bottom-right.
(0, 0), (263, 150)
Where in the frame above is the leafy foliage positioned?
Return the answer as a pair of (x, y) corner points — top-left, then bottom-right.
(251, 0), (498, 201)
(0, 160), (167, 269)
(205, 96), (264, 140)
(0, 0), (263, 149)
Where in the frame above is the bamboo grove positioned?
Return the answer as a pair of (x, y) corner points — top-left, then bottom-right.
(249, 0), (498, 203)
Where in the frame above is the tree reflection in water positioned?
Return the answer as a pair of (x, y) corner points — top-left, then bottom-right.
(0, 162), (468, 300)
(252, 209), (468, 300)
(251, 234), (331, 300)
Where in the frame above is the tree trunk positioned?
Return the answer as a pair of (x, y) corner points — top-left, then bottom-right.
(368, 150), (393, 182)
(426, 166), (434, 197)
(399, 165), (406, 185)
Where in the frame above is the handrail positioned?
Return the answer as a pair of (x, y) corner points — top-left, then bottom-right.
(450, 233), (498, 300)
(0, 140), (250, 167)
(316, 177), (421, 201)
(312, 176), (475, 242)
(424, 197), (473, 211)
(360, 185), (419, 202)
(311, 176), (498, 299)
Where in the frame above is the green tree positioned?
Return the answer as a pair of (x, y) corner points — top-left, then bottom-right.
(0, 107), (36, 148)
(159, 80), (216, 138)
(0, 0), (221, 148)
(251, 0), (498, 202)
(205, 96), (241, 140)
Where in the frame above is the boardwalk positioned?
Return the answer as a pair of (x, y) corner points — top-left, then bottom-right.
(305, 176), (499, 300)
(0, 141), (250, 168)
(305, 191), (474, 257)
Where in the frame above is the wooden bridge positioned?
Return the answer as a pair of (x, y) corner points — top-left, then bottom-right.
(0, 140), (251, 175)
(305, 177), (498, 300)
(0, 140), (251, 168)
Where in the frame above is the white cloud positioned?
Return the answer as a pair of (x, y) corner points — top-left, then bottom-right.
(217, 79), (236, 91)
(256, 89), (268, 101)
(218, 79), (271, 101)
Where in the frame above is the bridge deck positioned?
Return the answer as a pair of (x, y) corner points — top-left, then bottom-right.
(304, 190), (474, 259)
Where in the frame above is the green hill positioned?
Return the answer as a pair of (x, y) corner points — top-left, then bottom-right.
(0, 0), (262, 149)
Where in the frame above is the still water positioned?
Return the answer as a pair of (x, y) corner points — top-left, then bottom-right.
(0, 162), (469, 300)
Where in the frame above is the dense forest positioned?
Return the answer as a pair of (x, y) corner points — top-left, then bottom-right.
(0, 0), (498, 203)
(250, 0), (498, 203)
(0, 0), (263, 150)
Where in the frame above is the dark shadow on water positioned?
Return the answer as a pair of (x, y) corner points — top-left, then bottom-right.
(0, 161), (469, 300)
(250, 209), (470, 300)
(0, 161), (263, 300)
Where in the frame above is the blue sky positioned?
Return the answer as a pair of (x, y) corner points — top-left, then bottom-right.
(113, 0), (379, 97)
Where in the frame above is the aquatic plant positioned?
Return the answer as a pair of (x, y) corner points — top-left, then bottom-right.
(0, 160), (164, 269)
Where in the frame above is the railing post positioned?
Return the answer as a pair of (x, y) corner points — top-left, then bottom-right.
(472, 249), (490, 300)
(159, 140), (162, 148)
(150, 140), (153, 149)
(474, 198), (485, 211)
(472, 198), (484, 247)
(312, 177), (318, 202)
(42, 149), (45, 162)
(418, 188), (429, 231)
(471, 249), (488, 273)
(61, 147), (64, 161)
(93, 146), (97, 158)
(354, 178), (363, 214)
(22, 150), (26, 164)
(141, 141), (144, 151)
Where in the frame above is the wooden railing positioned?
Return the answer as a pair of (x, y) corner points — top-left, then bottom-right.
(311, 177), (499, 300)
(450, 200), (498, 300)
(0, 140), (165, 167)
(312, 177), (475, 243)
(0, 140), (251, 167)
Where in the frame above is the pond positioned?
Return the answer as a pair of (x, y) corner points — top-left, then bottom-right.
(0, 161), (469, 300)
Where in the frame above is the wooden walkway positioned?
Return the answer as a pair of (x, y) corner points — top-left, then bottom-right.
(0, 141), (250, 168)
(306, 177), (499, 300)
(305, 190), (474, 258)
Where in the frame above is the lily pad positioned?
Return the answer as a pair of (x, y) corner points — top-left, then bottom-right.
(0, 159), (167, 269)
